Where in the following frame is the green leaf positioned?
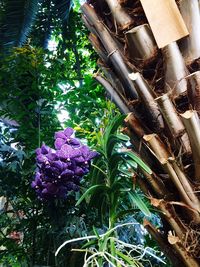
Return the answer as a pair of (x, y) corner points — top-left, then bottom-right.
(0, 0), (40, 51)
(116, 250), (141, 267)
(109, 153), (125, 170)
(82, 239), (97, 249)
(92, 226), (100, 238)
(118, 168), (133, 177)
(126, 159), (138, 170)
(125, 152), (152, 174)
(76, 185), (109, 206)
(128, 191), (151, 217)
(115, 133), (130, 142)
(103, 114), (126, 150)
(107, 133), (130, 155)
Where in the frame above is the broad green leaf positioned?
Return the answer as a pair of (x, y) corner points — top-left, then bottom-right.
(115, 133), (130, 141)
(116, 250), (142, 267)
(103, 114), (126, 150)
(126, 159), (138, 170)
(128, 191), (151, 217)
(125, 151), (152, 174)
(76, 185), (109, 206)
(92, 226), (100, 238)
(107, 133), (130, 155)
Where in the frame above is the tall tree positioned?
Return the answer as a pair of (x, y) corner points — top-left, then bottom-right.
(81, 1), (200, 266)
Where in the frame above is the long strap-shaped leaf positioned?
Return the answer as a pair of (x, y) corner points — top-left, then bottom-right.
(76, 185), (109, 206)
(128, 191), (151, 217)
(103, 114), (126, 151)
(124, 151), (152, 174)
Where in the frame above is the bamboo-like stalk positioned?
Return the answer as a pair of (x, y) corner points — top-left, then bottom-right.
(144, 220), (183, 267)
(97, 60), (128, 103)
(105, 47), (138, 100)
(129, 73), (164, 131)
(125, 113), (146, 138)
(143, 134), (172, 163)
(94, 75), (130, 114)
(125, 24), (158, 66)
(181, 110), (200, 182)
(140, 0), (189, 49)
(150, 198), (187, 240)
(84, 0), (200, 260)
(179, 0), (200, 63)
(122, 127), (156, 168)
(124, 127), (168, 197)
(171, 160), (200, 207)
(156, 94), (184, 137)
(156, 94), (191, 154)
(81, 14), (98, 37)
(164, 160), (200, 217)
(89, 33), (108, 63)
(143, 134), (200, 219)
(168, 232), (200, 267)
(104, 0), (133, 29)
(81, 3), (138, 99)
(187, 71), (200, 114)
(137, 172), (169, 199)
(140, 170), (169, 198)
(162, 42), (188, 98)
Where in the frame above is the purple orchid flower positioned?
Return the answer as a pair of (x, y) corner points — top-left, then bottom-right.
(75, 145), (99, 165)
(36, 144), (57, 165)
(54, 128), (80, 149)
(56, 144), (81, 161)
(31, 172), (43, 189)
(32, 127), (99, 200)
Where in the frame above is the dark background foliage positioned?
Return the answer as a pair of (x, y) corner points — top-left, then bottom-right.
(0, 3), (108, 265)
(0, 1), (166, 266)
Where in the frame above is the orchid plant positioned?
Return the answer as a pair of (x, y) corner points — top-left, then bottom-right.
(55, 114), (165, 266)
(31, 127), (99, 200)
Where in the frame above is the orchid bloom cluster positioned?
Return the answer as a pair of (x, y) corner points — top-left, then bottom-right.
(31, 128), (99, 200)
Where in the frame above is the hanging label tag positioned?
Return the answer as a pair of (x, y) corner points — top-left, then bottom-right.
(140, 0), (189, 48)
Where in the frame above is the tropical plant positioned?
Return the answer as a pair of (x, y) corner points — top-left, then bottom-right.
(81, 1), (200, 266)
(56, 114), (166, 266)
(0, 123), (100, 266)
(0, 0), (72, 53)
(0, 8), (110, 265)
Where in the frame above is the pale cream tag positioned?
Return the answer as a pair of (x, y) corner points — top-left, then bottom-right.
(140, 0), (189, 48)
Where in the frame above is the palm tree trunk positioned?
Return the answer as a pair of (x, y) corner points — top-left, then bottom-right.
(82, 1), (200, 266)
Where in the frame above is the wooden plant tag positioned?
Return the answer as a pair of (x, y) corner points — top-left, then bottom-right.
(140, 0), (189, 48)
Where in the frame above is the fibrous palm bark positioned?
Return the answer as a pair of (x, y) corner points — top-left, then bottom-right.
(81, 0), (200, 266)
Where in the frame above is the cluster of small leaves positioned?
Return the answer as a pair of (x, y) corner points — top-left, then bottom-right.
(32, 127), (99, 200)
(0, 11), (108, 265)
(0, 46), (66, 149)
(45, 9), (108, 145)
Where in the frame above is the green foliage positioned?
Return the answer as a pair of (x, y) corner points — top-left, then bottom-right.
(0, 0), (40, 52)
(57, 114), (166, 266)
(0, 9), (108, 266)
(78, 114), (152, 223)
(0, 3), (167, 267)
(0, 0), (73, 52)
(30, 0), (72, 49)
(0, 46), (63, 149)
